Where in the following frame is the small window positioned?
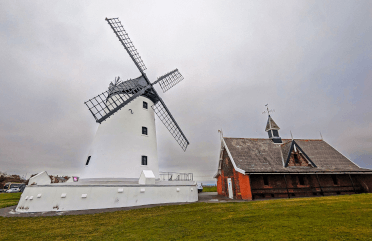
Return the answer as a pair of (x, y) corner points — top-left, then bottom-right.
(86, 156), (91, 165)
(142, 126), (148, 135)
(272, 130), (279, 137)
(332, 175), (338, 185)
(268, 130), (272, 138)
(141, 156), (148, 165)
(298, 176), (305, 185)
(294, 154), (300, 164)
(143, 101), (148, 109)
(263, 176), (269, 186)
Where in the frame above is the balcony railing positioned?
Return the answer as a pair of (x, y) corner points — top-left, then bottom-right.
(159, 172), (193, 181)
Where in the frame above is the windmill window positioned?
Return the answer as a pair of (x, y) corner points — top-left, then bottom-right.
(332, 175), (338, 185)
(143, 101), (148, 109)
(142, 127), (148, 135)
(85, 156), (91, 165)
(263, 176), (269, 186)
(141, 156), (148, 165)
(272, 130), (279, 137)
(298, 176), (305, 185)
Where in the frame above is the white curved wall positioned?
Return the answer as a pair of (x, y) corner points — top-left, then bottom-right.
(17, 183), (198, 213)
(81, 96), (159, 179)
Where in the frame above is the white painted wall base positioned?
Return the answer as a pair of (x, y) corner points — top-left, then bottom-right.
(16, 179), (198, 213)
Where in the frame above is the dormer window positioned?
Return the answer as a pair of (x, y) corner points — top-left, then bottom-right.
(272, 130), (279, 137)
(142, 127), (148, 135)
(285, 143), (316, 168)
(268, 130), (272, 138)
(143, 101), (148, 109)
(294, 154), (300, 164)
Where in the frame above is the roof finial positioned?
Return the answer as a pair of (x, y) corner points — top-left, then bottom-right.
(320, 131), (323, 140)
(218, 129), (224, 140)
(290, 130), (298, 152)
(262, 104), (275, 117)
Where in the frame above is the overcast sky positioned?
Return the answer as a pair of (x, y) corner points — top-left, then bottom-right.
(1, 1), (371, 184)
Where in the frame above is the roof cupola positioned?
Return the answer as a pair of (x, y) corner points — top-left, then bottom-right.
(263, 104), (282, 143)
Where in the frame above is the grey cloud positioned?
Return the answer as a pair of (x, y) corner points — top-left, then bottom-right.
(1, 1), (371, 184)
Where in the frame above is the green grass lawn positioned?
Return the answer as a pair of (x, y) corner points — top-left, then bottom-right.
(1, 193), (372, 240)
(0, 193), (21, 209)
(202, 185), (217, 192)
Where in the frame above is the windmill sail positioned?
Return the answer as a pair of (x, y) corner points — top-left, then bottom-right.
(152, 98), (189, 151)
(153, 69), (184, 93)
(84, 77), (150, 123)
(106, 18), (147, 74)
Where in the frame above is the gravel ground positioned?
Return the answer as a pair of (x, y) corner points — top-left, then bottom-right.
(1, 192), (248, 218)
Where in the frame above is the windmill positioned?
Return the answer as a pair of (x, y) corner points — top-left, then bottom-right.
(81, 18), (189, 179)
(14, 18), (197, 214)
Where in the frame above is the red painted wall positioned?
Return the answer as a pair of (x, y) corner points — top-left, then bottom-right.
(217, 175), (222, 195)
(216, 149), (252, 200)
(238, 172), (252, 200)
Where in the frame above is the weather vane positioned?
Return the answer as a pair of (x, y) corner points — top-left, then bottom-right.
(262, 104), (275, 117)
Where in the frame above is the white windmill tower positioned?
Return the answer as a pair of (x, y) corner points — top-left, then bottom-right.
(81, 18), (189, 180)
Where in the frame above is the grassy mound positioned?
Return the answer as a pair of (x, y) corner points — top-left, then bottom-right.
(1, 193), (371, 240)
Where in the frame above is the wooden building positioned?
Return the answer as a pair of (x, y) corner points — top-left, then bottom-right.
(214, 115), (372, 200)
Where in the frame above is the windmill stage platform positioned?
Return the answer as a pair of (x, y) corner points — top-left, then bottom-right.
(16, 173), (198, 213)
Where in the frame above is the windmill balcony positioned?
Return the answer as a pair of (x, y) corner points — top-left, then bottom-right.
(159, 172), (193, 181)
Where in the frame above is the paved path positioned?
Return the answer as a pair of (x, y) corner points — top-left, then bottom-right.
(0, 192), (249, 218)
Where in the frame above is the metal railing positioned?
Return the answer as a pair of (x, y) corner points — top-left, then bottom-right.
(159, 172), (193, 181)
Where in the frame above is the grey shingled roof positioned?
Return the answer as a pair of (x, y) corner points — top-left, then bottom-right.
(223, 137), (371, 173)
(265, 116), (280, 131)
